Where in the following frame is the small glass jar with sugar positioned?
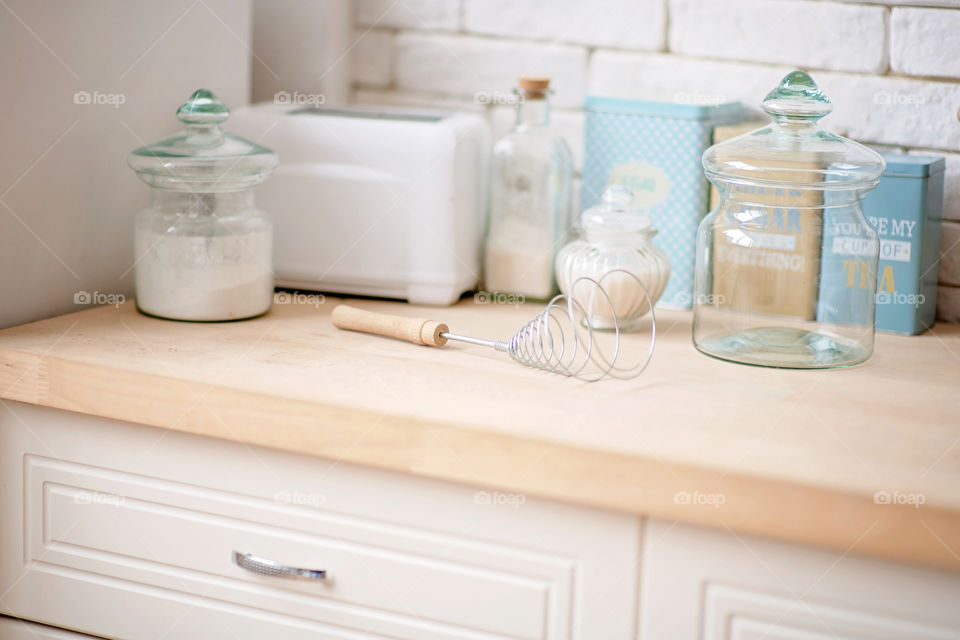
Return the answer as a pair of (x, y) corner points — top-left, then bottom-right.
(555, 185), (670, 331)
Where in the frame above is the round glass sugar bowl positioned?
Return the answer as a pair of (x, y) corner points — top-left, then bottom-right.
(128, 89), (278, 321)
(694, 71), (885, 368)
(555, 185), (670, 331)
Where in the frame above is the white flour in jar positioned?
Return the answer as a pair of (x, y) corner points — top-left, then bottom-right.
(555, 244), (670, 331)
(135, 228), (273, 321)
(563, 266), (664, 330)
(484, 217), (556, 299)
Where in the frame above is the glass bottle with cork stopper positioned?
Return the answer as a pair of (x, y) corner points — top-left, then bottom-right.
(484, 76), (574, 300)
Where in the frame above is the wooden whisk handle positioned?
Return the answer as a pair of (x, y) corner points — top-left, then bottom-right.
(331, 305), (449, 347)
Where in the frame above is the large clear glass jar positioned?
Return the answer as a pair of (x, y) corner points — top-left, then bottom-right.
(693, 71), (885, 368)
(128, 89), (278, 321)
(484, 77), (574, 300)
(555, 185), (670, 331)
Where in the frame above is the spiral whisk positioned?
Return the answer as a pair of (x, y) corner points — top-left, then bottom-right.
(332, 271), (657, 382)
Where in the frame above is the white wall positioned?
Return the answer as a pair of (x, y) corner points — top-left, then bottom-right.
(0, 0), (252, 329)
(251, 0), (350, 106)
(348, 0), (960, 322)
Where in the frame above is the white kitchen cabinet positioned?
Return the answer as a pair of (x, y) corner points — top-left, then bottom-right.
(639, 520), (960, 640)
(3, 401), (960, 640)
(0, 402), (641, 640)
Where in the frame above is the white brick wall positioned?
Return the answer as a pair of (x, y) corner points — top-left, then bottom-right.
(394, 32), (587, 109)
(816, 73), (960, 150)
(463, 0), (665, 50)
(891, 8), (960, 80)
(670, 0), (888, 74)
(345, 0), (960, 324)
(589, 51), (790, 112)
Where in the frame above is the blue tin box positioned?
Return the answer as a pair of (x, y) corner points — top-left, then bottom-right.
(582, 96), (741, 308)
(817, 153), (945, 335)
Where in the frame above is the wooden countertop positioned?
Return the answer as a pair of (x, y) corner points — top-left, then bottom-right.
(1, 297), (958, 570)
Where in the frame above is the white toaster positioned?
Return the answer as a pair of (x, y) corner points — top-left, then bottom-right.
(229, 104), (490, 305)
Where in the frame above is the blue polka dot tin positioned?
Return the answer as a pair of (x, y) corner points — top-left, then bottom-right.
(582, 96), (741, 308)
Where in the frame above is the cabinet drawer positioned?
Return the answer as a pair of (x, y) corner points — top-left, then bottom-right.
(640, 520), (960, 640)
(0, 402), (640, 640)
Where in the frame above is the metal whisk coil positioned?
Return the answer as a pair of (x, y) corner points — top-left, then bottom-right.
(332, 270), (657, 382)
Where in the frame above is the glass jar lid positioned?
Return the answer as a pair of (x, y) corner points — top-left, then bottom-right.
(702, 71), (884, 190)
(128, 89), (278, 192)
(580, 185), (655, 234)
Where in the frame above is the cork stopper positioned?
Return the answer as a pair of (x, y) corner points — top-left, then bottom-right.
(518, 76), (550, 97)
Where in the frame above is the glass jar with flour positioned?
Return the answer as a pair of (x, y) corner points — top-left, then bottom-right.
(484, 77), (574, 300)
(128, 89), (278, 321)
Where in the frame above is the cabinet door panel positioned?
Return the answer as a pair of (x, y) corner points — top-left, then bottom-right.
(640, 520), (960, 640)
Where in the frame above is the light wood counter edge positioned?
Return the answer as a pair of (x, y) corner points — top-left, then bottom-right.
(1, 348), (958, 572)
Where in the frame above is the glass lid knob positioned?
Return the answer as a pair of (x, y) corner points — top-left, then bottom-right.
(762, 70), (832, 120)
(176, 88), (230, 125)
(581, 185), (654, 233)
(600, 184), (634, 209)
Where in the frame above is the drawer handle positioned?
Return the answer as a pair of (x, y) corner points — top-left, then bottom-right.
(232, 551), (327, 580)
